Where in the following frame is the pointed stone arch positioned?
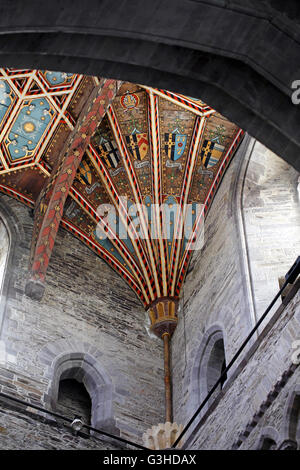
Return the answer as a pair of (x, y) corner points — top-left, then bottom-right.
(189, 324), (228, 416)
(40, 337), (119, 435)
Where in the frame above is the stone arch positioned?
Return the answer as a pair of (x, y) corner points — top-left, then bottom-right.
(0, 216), (10, 302)
(0, 196), (24, 336)
(255, 427), (279, 450)
(281, 385), (300, 446)
(190, 324), (227, 414)
(0, 2), (299, 171)
(40, 338), (119, 434)
(228, 134), (258, 331)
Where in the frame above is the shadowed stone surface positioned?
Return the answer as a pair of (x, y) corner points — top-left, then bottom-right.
(24, 279), (45, 301)
(0, 194), (164, 449)
(171, 137), (300, 450)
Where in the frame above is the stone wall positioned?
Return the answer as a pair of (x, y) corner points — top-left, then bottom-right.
(0, 194), (164, 449)
(171, 137), (254, 427)
(0, 398), (121, 450)
(184, 281), (300, 450)
(171, 136), (300, 449)
(0, 216), (9, 340)
(0, 217), (9, 294)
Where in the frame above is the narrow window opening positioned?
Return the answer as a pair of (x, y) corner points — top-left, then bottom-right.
(0, 218), (9, 298)
(220, 358), (227, 389)
(206, 337), (226, 401)
(56, 378), (92, 428)
(260, 437), (277, 450)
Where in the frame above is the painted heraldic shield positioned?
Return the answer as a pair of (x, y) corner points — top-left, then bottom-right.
(164, 133), (187, 161)
(77, 160), (92, 185)
(126, 133), (148, 161)
(201, 140), (224, 168)
(99, 140), (121, 169)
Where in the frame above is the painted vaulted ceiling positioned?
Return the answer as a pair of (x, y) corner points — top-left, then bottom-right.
(0, 69), (244, 336)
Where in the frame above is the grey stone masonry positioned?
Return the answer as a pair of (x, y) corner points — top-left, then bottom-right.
(0, 194), (164, 449)
(183, 281), (300, 450)
(0, 396), (121, 450)
(171, 136), (300, 449)
(171, 139), (255, 428)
